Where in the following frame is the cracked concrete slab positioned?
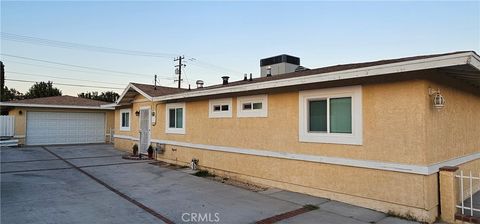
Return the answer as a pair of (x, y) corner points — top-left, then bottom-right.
(319, 200), (387, 223)
(1, 144), (422, 224)
(266, 190), (330, 206)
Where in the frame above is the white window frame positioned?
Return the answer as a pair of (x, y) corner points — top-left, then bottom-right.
(165, 102), (186, 134)
(119, 109), (131, 131)
(237, 94), (268, 118)
(299, 85), (362, 145)
(209, 98), (232, 118)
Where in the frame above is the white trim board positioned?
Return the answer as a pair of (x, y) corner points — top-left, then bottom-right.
(113, 134), (479, 175)
(114, 134), (139, 141)
(152, 52), (479, 102)
(0, 103), (114, 110)
(115, 83), (154, 104)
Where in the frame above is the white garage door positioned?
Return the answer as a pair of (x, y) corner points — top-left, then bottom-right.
(26, 112), (105, 145)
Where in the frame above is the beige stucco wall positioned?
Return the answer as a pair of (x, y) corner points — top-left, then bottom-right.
(112, 77), (479, 223)
(113, 96), (152, 139)
(154, 144), (436, 222)
(118, 80), (428, 165)
(8, 107), (114, 145)
(424, 80), (480, 165)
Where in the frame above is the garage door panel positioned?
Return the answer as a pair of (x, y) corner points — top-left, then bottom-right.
(26, 112), (105, 145)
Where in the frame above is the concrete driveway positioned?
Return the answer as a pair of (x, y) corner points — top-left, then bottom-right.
(1, 144), (418, 224)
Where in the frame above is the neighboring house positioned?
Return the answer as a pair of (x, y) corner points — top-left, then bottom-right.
(0, 96), (115, 145)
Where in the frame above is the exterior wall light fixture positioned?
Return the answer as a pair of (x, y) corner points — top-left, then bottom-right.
(429, 88), (446, 110)
(135, 111), (140, 116)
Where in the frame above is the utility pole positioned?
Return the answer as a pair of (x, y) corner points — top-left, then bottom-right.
(0, 61), (4, 101)
(174, 56), (185, 88)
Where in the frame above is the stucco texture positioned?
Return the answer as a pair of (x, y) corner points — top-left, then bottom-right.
(119, 80), (428, 165)
(113, 77), (479, 223)
(425, 79), (480, 164)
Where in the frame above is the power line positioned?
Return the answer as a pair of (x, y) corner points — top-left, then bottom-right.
(185, 56), (242, 75)
(5, 78), (125, 90)
(1, 32), (242, 75)
(1, 32), (177, 58)
(4, 59), (176, 81)
(8, 71), (126, 86)
(1, 53), (154, 78)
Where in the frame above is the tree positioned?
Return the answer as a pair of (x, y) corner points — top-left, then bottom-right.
(78, 91), (119, 102)
(24, 81), (62, 99)
(1, 86), (24, 101)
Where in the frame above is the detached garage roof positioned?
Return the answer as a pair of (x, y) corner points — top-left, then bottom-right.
(0, 95), (114, 110)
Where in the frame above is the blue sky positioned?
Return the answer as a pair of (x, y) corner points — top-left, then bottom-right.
(1, 1), (479, 95)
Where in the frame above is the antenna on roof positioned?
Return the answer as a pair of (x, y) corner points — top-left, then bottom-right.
(154, 74), (158, 90)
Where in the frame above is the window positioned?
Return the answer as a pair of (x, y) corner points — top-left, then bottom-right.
(119, 109), (131, 131)
(209, 98), (232, 118)
(299, 86), (362, 145)
(308, 97), (352, 133)
(242, 102), (262, 110)
(237, 95), (268, 117)
(166, 103), (185, 134)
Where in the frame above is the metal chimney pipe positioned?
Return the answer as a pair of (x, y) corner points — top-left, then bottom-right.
(196, 80), (204, 88)
(222, 76), (229, 85)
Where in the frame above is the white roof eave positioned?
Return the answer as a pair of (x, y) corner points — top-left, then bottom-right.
(151, 52), (479, 102)
(0, 102), (115, 110)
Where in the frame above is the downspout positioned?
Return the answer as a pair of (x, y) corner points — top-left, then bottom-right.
(153, 102), (161, 126)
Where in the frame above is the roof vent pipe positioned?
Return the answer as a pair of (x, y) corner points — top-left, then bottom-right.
(222, 76), (229, 85)
(196, 80), (204, 88)
(266, 66), (272, 77)
(249, 73), (253, 81)
(243, 73), (248, 81)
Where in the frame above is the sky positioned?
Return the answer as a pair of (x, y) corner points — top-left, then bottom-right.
(1, 1), (479, 96)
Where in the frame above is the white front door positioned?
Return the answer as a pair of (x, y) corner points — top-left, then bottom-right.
(139, 108), (151, 154)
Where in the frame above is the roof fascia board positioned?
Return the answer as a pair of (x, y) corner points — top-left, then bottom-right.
(130, 85), (153, 101)
(0, 103), (114, 110)
(152, 52), (475, 102)
(100, 103), (117, 108)
(467, 53), (480, 71)
(115, 83), (153, 104)
(115, 83), (134, 104)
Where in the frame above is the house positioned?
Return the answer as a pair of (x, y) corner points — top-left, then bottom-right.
(1, 51), (477, 222)
(111, 51), (480, 222)
(0, 95), (115, 145)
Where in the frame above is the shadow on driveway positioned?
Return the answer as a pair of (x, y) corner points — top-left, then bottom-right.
(1, 144), (418, 224)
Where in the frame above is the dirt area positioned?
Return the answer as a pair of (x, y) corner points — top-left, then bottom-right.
(149, 161), (267, 192)
(148, 161), (188, 169)
(204, 175), (268, 192)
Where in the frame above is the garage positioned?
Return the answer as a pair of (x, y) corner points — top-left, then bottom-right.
(26, 112), (106, 145)
(0, 95), (115, 146)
